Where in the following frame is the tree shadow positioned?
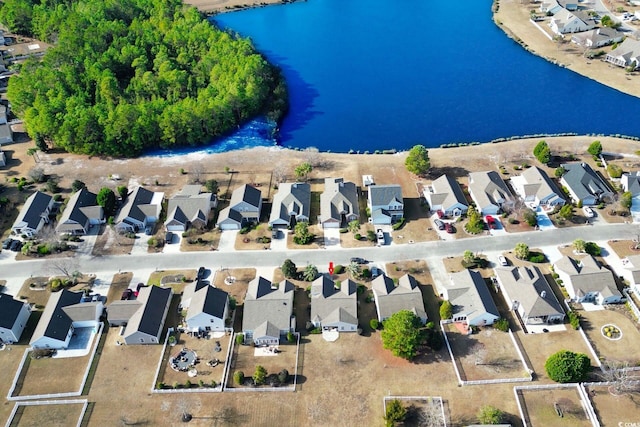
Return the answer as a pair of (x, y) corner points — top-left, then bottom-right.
(293, 374), (307, 385)
(427, 165), (469, 179)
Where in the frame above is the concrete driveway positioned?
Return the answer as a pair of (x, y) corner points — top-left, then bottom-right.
(324, 228), (341, 248)
(270, 229), (288, 251)
(217, 230), (238, 252)
(163, 234), (182, 254)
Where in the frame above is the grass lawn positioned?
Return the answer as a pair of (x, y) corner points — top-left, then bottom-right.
(607, 239), (640, 258)
(91, 225), (134, 256)
(17, 277), (51, 308)
(147, 269), (197, 290)
(105, 272), (134, 303)
(226, 340), (298, 389)
(14, 351), (91, 397)
(180, 228), (221, 252)
(587, 385), (640, 426)
(390, 198), (438, 243)
(443, 323), (527, 382)
(234, 223), (272, 250)
(578, 308), (640, 365)
(340, 223), (378, 248)
(518, 387), (592, 427)
(286, 224), (324, 249)
(9, 402), (86, 427)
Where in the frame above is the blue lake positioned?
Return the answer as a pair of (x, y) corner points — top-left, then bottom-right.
(200, 0), (640, 153)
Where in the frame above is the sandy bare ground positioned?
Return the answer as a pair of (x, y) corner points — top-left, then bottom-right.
(186, 0), (287, 13)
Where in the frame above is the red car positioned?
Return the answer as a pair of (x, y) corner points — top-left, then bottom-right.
(486, 215), (496, 229)
(445, 223), (455, 234)
(436, 210), (444, 219)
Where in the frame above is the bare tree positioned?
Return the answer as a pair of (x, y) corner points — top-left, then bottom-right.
(304, 146), (320, 168)
(28, 166), (46, 183)
(600, 360), (640, 395)
(416, 398), (446, 427)
(48, 257), (80, 279)
(190, 163), (205, 184)
(272, 164), (287, 185)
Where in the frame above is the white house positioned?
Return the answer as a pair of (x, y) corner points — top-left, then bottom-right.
(371, 274), (427, 323)
(494, 266), (565, 325)
(605, 38), (640, 70)
(217, 184), (262, 230)
(571, 27), (624, 48)
(510, 166), (565, 209)
(56, 188), (104, 235)
(12, 191), (54, 237)
(320, 178), (359, 228)
(242, 277), (295, 345)
(183, 282), (229, 333)
(549, 9), (595, 35)
(553, 255), (623, 305)
(115, 186), (164, 233)
(444, 270), (500, 327)
(31, 290), (103, 349)
(423, 174), (469, 217)
(120, 285), (173, 345)
(468, 171), (512, 215)
(310, 276), (358, 332)
(0, 123), (12, 145)
(0, 293), (31, 344)
(560, 162), (613, 206)
(269, 182), (311, 228)
(367, 184), (403, 225)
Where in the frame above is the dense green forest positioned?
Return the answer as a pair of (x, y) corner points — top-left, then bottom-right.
(0, 0), (288, 156)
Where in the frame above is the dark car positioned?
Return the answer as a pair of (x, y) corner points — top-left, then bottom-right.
(445, 223), (455, 234)
(350, 257), (367, 264)
(10, 240), (22, 252)
(165, 232), (174, 244)
(272, 229), (280, 239)
(2, 238), (13, 250)
(197, 266), (206, 279)
(121, 289), (134, 300)
(434, 219), (445, 230)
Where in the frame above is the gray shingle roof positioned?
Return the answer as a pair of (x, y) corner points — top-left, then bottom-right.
(310, 276), (358, 327)
(368, 184), (402, 207)
(371, 274), (426, 321)
(56, 188), (102, 234)
(165, 187), (212, 228)
(554, 255), (621, 298)
(124, 286), (172, 338)
(243, 277), (294, 333)
(269, 182), (311, 226)
(426, 174), (468, 211)
(31, 290), (83, 344)
(622, 172), (640, 196)
(494, 266), (564, 319)
(116, 186), (162, 224)
(187, 285), (228, 320)
(320, 178), (359, 223)
(516, 166), (564, 204)
(468, 171), (511, 212)
(13, 191), (52, 231)
(447, 270), (500, 318)
(0, 293), (27, 329)
(560, 162), (613, 203)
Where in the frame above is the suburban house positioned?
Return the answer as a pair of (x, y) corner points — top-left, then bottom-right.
(165, 185), (215, 232)
(571, 27), (624, 48)
(107, 285), (172, 345)
(320, 178), (359, 228)
(423, 174), (468, 217)
(217, 184), (262, 230)
(510, 166), (565, 209)
(0, 293), (31, 344)
(553, 255), (623, 305)
(115, 186), (164, 233)
(560, 162), (613, 206)
(444, 270), (500, 327)
(605, 38), (640, 70)
(12, 191), (54, 237)
(310, 275), (358, 332)
(31, 290), (103, 349)
(367, 184), (404, 225)
(549, 9), (595, 35)
(181, 281), (230, 333)
(371, 274), (427, 323)
(621, 254), (640, 293)
(269, 182), (311, 228)
(621, 172), (640, 222)
(56, 187), (104, 235)
(0, 123), (12, 145)
(494, 266), (565, 325)
(540, 0), (562, 14)
(468, 171), (512, 215)
(242, 277), (295, 345)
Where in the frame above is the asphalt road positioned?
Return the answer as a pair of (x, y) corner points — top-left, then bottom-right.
(1, 221), (637, 287)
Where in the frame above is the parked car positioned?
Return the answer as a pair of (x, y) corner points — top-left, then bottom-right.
(197, 266), (206, 280)
(165, 231), (174, 244)
(436, 210), (444, 219)
(485, 215), (497, 230)
(371, 266), (381, 278)
(434, 219), (445, 230)
(498, 255), (508, 266)
(583, 206), (594, 218)
(91, 294), (101, 302)
(121, 289), (134, 300)
(350, 257), (367, 264)
(9, 240), (22, 252)
(445, 223), (455, 234)
(272, 229), (280, 239)
(376, 229), (385, 245)
(2, 238), (13, 249)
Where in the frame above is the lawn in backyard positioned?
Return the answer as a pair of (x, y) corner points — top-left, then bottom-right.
(226, 338), (298, 389)
(8, 402), (86, 427)
(518, 387), (592, 427)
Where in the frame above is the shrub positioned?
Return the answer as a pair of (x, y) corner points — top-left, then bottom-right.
(235, 334), (244, 345)
(370, 319), (380, 330)
(392, 218), (405, 230)
(607, 164), (623, 178)
(584, 242), (601, 256)
(567, 311), (581, 330)
(253, 365), (267, 385)
(354, 233), (362, 240)
(494, 318), (509, 332)
(439, 300), (453, 320)
(287, 331), (295, 343)
(527, 252), (546, 263)
(545, 350), (591, 383)
(156, 381), (165, 389)
(233, 371), (244, 385)
(278, 369), (289, 384)
(334, 264), (344, 274)
(477, 405), (505, 424)
(184, 380), (191, 388)
(384, 399), (407, 427)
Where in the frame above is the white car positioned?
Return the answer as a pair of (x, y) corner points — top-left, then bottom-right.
(583, 206), (594, 218)
(498, 255), (508, 266)
(376, 229), (385, 245)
